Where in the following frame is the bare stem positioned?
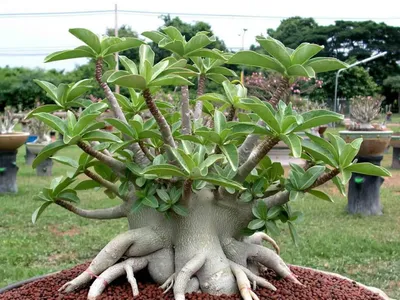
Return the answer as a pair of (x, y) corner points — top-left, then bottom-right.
(180, 85), (191, 135)
(84, 170), (121, 199)
(142, 88), (176, 149)
(55, 199), (127, 219)
(235, 137), (280, 182)
(238, 120), (265, 165)
(77, 141), (125, 174)
(269, 77), (289, 108)
(181, 179), (193, 207)
(304, 168), (340, 192)
(95, 58), (149, 167)
(226, 106), (236, 122)
(194, 74), (206, 120)
(138, 141), (154, 162)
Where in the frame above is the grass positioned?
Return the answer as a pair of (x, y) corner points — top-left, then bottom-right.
(1, 138), (400, 299)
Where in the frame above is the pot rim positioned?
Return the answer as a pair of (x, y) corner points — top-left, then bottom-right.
(339, 130), (393, 135)
(0, 132), (30, 137)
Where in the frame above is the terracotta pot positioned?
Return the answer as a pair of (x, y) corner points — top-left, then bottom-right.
(26, 142), (47, 155)
(339, 130), (393, 156)
(390, 134), (400, 148)
(0, 132), (29, 151)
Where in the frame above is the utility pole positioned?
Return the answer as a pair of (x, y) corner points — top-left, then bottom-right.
(114, 4), (120, 94)
(240, 28), (247, 84)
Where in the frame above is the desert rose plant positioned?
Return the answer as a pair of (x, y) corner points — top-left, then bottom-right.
(28, 29), (391, 300)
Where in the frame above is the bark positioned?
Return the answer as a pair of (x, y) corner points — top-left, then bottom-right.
(236, 137), (280, 182)
(142, 88), (176, 149)
(269, 77), (289, 108)
(55, 199), (128, 219)
(226, 106), (236, 122)
(84, 170), (120, 197)
(180, 86), (191, 135)
(138, 141), (154, 162)
(194, 74), (206, 120)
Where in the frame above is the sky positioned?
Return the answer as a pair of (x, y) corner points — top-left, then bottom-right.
(1, 0), (399, 72)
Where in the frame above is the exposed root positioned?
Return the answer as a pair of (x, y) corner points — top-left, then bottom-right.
(173, 254), (206, 300)
(243, 232), (280, 255)
(124, 264), (139, 297)
(230, 262), (260, 300)
(88, 257), (148, 299)
(230, 261), (276, 291)
(161, 273), (175, 293)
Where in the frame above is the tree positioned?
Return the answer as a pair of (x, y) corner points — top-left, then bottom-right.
(383, 75), (400, 112)
(28, 28), (390, 300)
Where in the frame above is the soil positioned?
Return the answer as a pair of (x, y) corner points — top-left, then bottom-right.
(0, 262), (385, 300)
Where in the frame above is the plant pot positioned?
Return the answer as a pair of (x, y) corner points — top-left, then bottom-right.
(26, 143), (53, 176)
(339, 130), (393, 156)
(26, 142), (46, 155)
(25, 136), (38, 165)
(0, 262), (391, 299)
(0, 132), (29, 151)
(0, 133), (29, 194)
(390, 135), (400, 169)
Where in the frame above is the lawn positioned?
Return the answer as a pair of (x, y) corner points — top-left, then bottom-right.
(1, 136), (399, 299)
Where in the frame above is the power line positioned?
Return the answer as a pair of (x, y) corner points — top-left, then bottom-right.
(0, 9), (399, 21)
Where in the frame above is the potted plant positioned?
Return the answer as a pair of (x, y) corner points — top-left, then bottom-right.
(390, 132), (400, 169)
(26, 117), (53, 176)
(1, 29), (392, 300)
(0, 106), (29, 193)
(339, 95), (393, 215)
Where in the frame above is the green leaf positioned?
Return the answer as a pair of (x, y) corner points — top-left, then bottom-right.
(257, 36), (291, 68)
(110, 73), (147, 90)
(69, 28), (101, 53)
(139, 44), (155, 73)
(295, 110), (343, 132)
(185, 33), (215, 55)
(142, 30), (167, 43)
(340, 138), (363, 168)
(239, 191), (253, 202)
(32, 201), (53, 224)
(58, 189), (80, 203)
(75, 180), (101, 190)
(265, 220), (280, 236)
(81, 131), (122, 143)
(305, 57), (348, 73)
(288, 221), (300, 246)
(32, 80), (58, 102)
(144, 164), (187, 177)
(142, 195), (159, 208)
(267, 206), (282, 219)
(118, 181), (130, 196)
(104, 118), (137, 139)
(291, 43), (324, 65)
(253, 201), (268, 219)
(156, 189), (170, 202)
(51, 156), (79, 169)
(103, 37), (144, 55)
(287, 64), (313, 77)
(172, 204), (188, 216)
(73, 113), (101, 135)
(34, 112), (67, 134)
(289, 190), (304, 202)
(199, 154), (225, 170)
(300, 165), (325, 190)
(151, 60), (169, 81)
(344, 163), (391, 177)
(332, 176), (346, 196)
(185, 48), (225, 59)
(25, 104), (60, 119)
(214, 110), (227, 134)
(248, 219), (265, 230)
(148, 74), (193, 87)
(119, 55), (138, 75)
(308, 189), (334, 202)
(227, 51), (286, 74)
(32, 140), (67, 169)
(207, 66), (237, 77)
(240, 98), (280, 134)
(162, 26), (185, 42)
(280, 133), (302, 158)
(302, 139), (337, 167)
(159, 39), (185, 56)
(44, 48), (94, 62)
(220, 144), (238, 172)
(198, 174), (245, 190)
(305, 132), (339, 163)
(168, 147), (191, 174)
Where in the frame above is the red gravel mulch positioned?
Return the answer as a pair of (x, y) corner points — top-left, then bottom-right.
(0, 262), (384, 300)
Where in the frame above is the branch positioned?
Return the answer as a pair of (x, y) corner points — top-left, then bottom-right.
(238, 120), (265, 165)
(194, 74), (206, 120)
(142, 88), (176, 148)
(84, 169), (121, 198)
(269, 77), (289, 108)
(138, 141), (154, 162)
(304, 168), (340, 192)
(226, 106), (236, 122)
(235, 137), (280, 182)
(55, 199), (127, 220)
(95, 58), (149, 167)
(77, 141), (125, 174)
(180, 86), (191, 135)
